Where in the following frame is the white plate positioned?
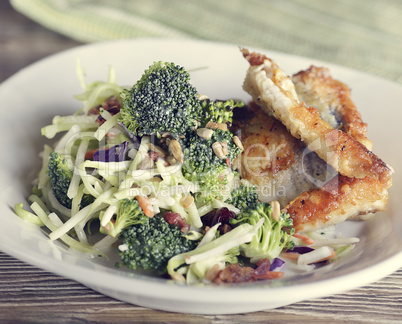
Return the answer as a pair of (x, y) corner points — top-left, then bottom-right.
(1, 38), (402, 315)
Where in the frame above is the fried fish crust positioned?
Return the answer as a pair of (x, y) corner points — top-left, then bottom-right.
(233, 103), (334, 207)
(292, 65), (372, 151)
(238, 48), (392, 232)
(234, 104), (388, 232)
(241, 48), (392, 189)
(283, 175), (388, 233)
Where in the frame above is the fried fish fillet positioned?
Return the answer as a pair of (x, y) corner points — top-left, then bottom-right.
(283, 175), (388, 232)
(237, 48), (391, 232)
(233, 103), (335, 207)
(234, 103), (388, 233)
(241, 48), (392, 189)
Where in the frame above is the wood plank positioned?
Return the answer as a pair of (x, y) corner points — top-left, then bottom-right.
(1, 252), (402, 323)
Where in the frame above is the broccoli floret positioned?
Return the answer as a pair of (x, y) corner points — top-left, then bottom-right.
(231, 202), (295, 262)
(118, 214), (198, 273)
(120, 61), (201, 137)
(199, 99), (245, 127)
(167, 220), (262, 282)
(180, 129), (242, 204)
(225, 184), (259, 211)
(101, 199), (148, 238)
(182, 128), (242, 175)
(185, 164), (232, 204)
(48, 152), (94, 209)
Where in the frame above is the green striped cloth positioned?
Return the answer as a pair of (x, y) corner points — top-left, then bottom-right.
(11, 0), (402, 84)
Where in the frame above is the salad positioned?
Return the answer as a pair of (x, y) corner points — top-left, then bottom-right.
(14, 59), (358, 285)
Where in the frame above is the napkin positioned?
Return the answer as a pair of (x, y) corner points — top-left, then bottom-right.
(10, 0), (402, 83)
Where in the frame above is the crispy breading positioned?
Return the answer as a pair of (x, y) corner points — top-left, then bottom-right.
(292, 65), (372, 150)
(241, 48), (392, 189)
(234, 104), (388, 233)
(283, 175), (388, 233)
(233, 103), (334, 206)
(238, 48), (392, 232)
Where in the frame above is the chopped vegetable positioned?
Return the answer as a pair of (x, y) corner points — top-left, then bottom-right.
(13, 58), (361, 287)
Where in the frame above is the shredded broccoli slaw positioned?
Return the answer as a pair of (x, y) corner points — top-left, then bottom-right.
(14, 59), (359, 285)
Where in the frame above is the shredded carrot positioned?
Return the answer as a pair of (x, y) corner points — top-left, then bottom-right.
(254, 271), (284, 280)
(293, 233), (314, 245)
(311, 249), (336, 263)
(280, 252), (300, 261)
(136, 195), (154, 217)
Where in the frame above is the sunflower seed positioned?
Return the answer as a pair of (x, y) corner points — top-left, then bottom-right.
(212, 141), (226, 159)
(196, 128), (214, 139)
(180, 194), (195, 209)
(233, 135), (244, 150)
(206, 121), (228, 131)
(221, 142), (229, 156)
(169, 139), (184, 164)
(271, 200), (281, 222)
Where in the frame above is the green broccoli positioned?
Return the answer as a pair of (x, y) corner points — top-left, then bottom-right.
(118, 214), (198, 273)
(48, 151), (94, 209)
(225, 183), (259, 211)
(199, 99), (245, 127)
(120, 61), (202, 137)
(182, 128), (242, 175)
(231, 202), (295, 262)
(167, 220), (262, 282)
(101, 199), (148, 238)
(185, 164), (232, 204)
(180, 128), (242, 204)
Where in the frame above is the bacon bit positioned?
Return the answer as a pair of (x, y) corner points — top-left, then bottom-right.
(88, 96), (121, 125)
(148, 151), (159, 162)
(205, 264), (221, 281)
(213, 258), (284, 284)
(293, 233), (314, 245)
(280, 251), (300, 261)
(106, 107), (120, 115)
(214, 264), (255, 284)
(102, 96), (121, 110)
(136, 196), (154, 217)
(225, 158), (231, 167)
(88, 106), (101, 115)
(254, 259), (284, 280)
(96, 115), (107, 125)
(220, 224), (232, 234)
(163, 211), (191, 233)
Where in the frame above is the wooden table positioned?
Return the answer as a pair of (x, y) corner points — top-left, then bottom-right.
(1, 2), (402, 322)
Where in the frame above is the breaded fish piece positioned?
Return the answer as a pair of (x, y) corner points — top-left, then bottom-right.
(292, 66), (372, 151)
(241, 48), (392, 189)
(283, 175), (388, 233)
(233, 103), (335, 207)
(238, 49), (391, 232)
(234, 104), (389, 233)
